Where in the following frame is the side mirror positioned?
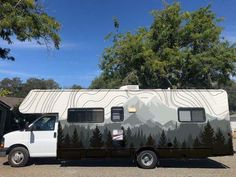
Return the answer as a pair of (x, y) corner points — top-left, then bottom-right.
(25, 122), (29, 129)
(25, 122), (33, 131)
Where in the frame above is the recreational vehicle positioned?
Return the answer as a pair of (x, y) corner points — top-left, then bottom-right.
(0, 86), (234, 168)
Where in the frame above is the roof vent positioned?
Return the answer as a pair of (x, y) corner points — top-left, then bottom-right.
(119, 85), (139, 90)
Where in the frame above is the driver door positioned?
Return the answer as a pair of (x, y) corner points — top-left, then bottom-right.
(28, 115), (58, 157)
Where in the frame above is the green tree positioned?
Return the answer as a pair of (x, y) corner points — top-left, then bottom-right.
(91, 3), (236, 89)
(224, 81), (236, 113)
(21, 78), (60, 96)
(146, 134), (155, 146)
(158, 130), (167, 147)
(173, 137), (179, 148)
(70, 84), (83, 89)
(0, 88), (11, 96)
(200, 121), (215, 148)
(89, 126), (104, 148)
(0, 77), (60, 97)
(0, 77), (22, 96)
(0, 0), (60, 60)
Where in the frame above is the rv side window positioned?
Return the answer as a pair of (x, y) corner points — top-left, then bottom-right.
(178, 108), (205, 122)
(111, 107), (124, 122)
(67, 108), (104, 123)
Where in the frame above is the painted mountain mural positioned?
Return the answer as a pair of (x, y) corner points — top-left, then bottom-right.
(58, 95), (233, 158)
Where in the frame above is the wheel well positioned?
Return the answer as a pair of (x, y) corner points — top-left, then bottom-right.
(6, 144), (29, 155)
(134, 147), (159, 158)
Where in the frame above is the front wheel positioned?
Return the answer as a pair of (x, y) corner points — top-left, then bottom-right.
(8, 147), (29, 167)
(136, 150), (158, 169)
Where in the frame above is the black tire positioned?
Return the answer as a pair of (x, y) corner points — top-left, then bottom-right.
(136, 150), (158, 169)
(8, 147), (29, 167)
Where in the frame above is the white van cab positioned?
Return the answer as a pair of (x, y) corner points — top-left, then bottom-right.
(0, 114), (58, 167)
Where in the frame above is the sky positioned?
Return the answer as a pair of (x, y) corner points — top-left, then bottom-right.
(0, 0), (236, 88)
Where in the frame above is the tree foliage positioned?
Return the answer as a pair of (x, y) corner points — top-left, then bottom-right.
(0, 88), (11, 96)
(0, 77), (60, 97)
(90, 3), (236, 89)
(70, 84), (83, 89)
(0, 0), (61, 60)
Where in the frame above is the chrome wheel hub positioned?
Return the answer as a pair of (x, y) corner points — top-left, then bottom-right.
(12, 151), (24, 165)
(141, 153), (153, 167)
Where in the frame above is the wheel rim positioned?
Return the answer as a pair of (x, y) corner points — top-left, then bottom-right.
(141, 152), (154, 167)
(11, 151), (24, 165)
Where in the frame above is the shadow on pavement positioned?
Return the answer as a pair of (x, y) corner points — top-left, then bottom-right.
(159, 158), (229, 168)
(2, 157), (229, 168)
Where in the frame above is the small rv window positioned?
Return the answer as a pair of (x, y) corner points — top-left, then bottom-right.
(111, 107), (124, 122)
(178, 108), (205, 122)
(179, 110), (191, 122)
(192, 109), (205, 122)
(67, 108), (104, 123)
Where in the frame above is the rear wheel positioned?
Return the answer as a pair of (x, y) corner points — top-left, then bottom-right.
(136, 150), (158, 169)
(8, 147), (29, 167)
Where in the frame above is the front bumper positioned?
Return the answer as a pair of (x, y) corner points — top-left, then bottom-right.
(0, 148), (7, 157)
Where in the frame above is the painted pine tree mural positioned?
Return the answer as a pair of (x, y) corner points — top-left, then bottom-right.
(213, 128), (225, 153)
(158, 130), (167, 147)
(193, 136), (201, 148)
(173, 137), (179, 148)
(72, 128), (79, 147)
(105, 131), (113, 148)
(181, 140), (187, 148)
(200, 121), (215, 148)
(126, 127), (132, 147)
(121, 126), (127, 147)
(90, 126), (104, 148)
(57, 122), (64, 147)
(146, 134), (155, 146)
(187, 134), (193, 148)
(64, 134), (71, 147)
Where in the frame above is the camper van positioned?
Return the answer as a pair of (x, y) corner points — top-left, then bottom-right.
(0, 86), (234, 168)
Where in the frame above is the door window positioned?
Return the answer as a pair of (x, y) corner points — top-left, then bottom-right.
(32, 116), (56, 131)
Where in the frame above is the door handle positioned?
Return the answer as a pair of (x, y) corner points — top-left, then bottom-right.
(54, 132), (57, 138)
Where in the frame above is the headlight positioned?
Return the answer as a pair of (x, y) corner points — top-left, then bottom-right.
(0, 138), (4, 148)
